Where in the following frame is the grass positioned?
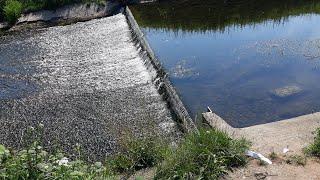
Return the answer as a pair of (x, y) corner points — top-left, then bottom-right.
(285, 155), (307, 166)
(305, 128), (320, 157)
(154, 128), (250, 179)
(0, 125), (250, 179)
(106, 136), (170, 176)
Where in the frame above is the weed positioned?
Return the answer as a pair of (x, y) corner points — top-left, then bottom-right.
(285, 155), (306, 166)
(154, 128), (251, 179)
(305, 128), (320, 157)
(269, 151), (278, 160)
(107, 136), (169, 175)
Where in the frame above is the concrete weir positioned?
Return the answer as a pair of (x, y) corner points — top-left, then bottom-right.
(0, 13), (183, 161)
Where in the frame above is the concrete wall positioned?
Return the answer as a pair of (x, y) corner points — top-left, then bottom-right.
(125, 6), (196, 133)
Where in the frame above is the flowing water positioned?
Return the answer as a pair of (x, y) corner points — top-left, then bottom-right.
(0, 14), (179, 161)
(130, 0), (320, 127)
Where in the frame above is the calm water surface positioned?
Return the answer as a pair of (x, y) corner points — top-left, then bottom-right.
(131, 0), (320, 127)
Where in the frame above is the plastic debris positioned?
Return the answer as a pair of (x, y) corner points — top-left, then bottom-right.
(283, 147), (290, 154)
(246, 150), (272, 165)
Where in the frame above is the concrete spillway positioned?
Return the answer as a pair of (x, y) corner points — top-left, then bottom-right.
(0, 14), (180, 161)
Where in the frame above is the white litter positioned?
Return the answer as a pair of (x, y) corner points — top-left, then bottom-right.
(283, 147), (290, 154)
(246, 150), (272, 165)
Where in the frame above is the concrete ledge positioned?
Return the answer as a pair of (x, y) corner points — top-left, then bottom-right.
(203, 110), (320, 154)
(125, 6), (196, 133)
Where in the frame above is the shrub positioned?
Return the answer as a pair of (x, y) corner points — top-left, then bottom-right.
(305, 128), (320, 157)
(3, 0), (22, 24)
(155, 128), (250, 179)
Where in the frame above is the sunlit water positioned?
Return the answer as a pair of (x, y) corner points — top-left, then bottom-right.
(131, 0), (320, 127)
(0, 14), (179, 161)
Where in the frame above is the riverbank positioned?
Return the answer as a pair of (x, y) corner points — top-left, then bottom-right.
(0, 1), (123, 31)
(203, 110), (320, 179)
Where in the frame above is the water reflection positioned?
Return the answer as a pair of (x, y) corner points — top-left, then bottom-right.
(131, 0), (320, 127)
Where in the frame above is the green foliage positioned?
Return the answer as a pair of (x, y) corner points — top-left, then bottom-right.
(107, 136), (169, 175)
(0, 143), (116, 179)
(305, 128), (320, 157)
(155, 128), (250, 179)
(0, 125), (250, 179)
(3, 0), (22, 24)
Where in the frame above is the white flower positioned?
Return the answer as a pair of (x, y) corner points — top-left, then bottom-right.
(57, 157), (69, 166)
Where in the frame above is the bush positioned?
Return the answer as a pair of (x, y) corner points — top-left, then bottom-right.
(3, 0), (22, 24)
(305, 128), (320, 157)
(155, 128), (250, 179)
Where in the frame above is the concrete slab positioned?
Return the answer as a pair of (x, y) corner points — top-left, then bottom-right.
(203, 111), (320, 154)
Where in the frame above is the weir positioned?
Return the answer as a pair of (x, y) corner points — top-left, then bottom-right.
(0, 12), (187, 161)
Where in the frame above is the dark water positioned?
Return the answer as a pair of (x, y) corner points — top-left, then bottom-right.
(131, 0), (320, 127)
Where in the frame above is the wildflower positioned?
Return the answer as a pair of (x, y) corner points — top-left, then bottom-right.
(57, 157), (69, 166)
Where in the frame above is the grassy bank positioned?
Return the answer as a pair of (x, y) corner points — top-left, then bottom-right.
(0, 0), (106, 24)
(0, 127), (250, 179)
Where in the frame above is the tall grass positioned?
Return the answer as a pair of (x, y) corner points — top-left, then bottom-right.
(305, 128), (320, 157)
(0, 125), (250, 179)
(155, 128), (250, 179)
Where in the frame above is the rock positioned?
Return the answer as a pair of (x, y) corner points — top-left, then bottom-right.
(0, 22), (9, 30)
(272, 85), (302, 98)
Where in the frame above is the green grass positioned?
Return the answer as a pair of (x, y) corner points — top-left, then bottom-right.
(0, 125), (250, 179)
(305, 128), (320, 157)
(154, 128), (250, 179)
(106, 136), (169, 176)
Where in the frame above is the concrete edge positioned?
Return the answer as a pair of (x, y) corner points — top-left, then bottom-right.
(124, 6), (197, 133)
